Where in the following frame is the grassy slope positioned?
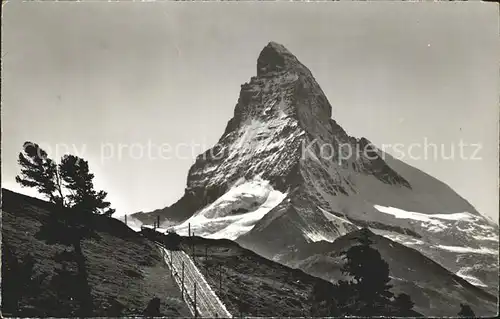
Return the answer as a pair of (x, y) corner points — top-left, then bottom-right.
(143, 229), (335, 317)
(1, 188), (190, 317)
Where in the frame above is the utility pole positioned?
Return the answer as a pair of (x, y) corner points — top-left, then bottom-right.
(239, 290), (244, 319)
(219, 264), (222, 291)
(124, 215), (127, 225)
(169, 251), (173, 278)
(157, 215), (160, 228)
(205, 245), (208, 275)
(188, 223), (191, 237)
(192, 239), (195, 261)
(181, 261), (185, 297)
(194, 282), (197, 318)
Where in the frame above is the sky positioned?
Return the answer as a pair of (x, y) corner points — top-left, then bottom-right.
(2, 1), (498, 222)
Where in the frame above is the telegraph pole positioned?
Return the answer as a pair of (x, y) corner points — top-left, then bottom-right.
(192, 237), (195, 261)
(188, 223), (191, 237)
(194, 282), (197, 318)
(239, 290), (244, 319)
(157, 215), (160, 228)
(169, 251), (173, 278)
(205, 245), (208, 275)
(181, 261), (185, 297)
(124, 215), (127, 225)
(219, 264), (222, 291)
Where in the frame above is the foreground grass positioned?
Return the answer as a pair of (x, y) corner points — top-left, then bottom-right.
(1, 189), (190, 317)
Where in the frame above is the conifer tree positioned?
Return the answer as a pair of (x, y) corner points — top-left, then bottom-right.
(458, 303), (475, 317)
(335, 228), (401, 316)
(59, 155), (114, 216)
(15, 142), (64, 206)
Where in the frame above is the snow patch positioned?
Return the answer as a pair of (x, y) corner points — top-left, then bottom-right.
(379, 233), (424, 246)
(374, 205), (475, 222)
(303, 230), (333, 243)
(434, 245), (498, 255)
(173, 177), (286, 240)
(403, 239), (425, 246)
(456, 267), (488, 287)
(373, 205), (478, 233)
(318, 207), (353, 225)
(472, 235), (499, 242)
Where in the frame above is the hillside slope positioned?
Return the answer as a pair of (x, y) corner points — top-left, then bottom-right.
(142, 228), (340, 317)
(278, 228), (498, 317)
(1, 188), (190, 317)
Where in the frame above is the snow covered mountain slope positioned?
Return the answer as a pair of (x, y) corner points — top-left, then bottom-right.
(132, 42), (498, 295)
(172, 176), (286, 240)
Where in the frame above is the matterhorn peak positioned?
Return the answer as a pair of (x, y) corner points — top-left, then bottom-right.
(128, 39), (499, 317)
(257, 42), (305, 76)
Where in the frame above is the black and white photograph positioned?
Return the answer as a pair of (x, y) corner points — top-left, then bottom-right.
(1, 1), (499, 318)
